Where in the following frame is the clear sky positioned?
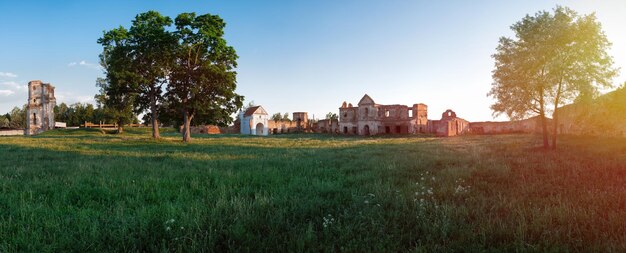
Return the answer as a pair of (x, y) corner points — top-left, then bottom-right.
(0, 0), (624, 121)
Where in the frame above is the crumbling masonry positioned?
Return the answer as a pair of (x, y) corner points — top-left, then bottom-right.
(338, 94), (469, 136)
(26, 80), (56, 135)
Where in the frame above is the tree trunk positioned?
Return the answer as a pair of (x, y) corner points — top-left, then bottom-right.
(551, 109), (558, 150)
(540, 113), (549, 149)
(182, 112), (192, 143)
(539, 90), (550, 150)
(117, 119), (124, 134)
(150, 94), (160, 139)
(551, 81), (563, 150)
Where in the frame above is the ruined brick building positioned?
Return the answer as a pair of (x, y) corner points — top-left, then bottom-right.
(26, 80), (56, 135)
(267, 112), (313, 134)
(338, 94), (469, 136)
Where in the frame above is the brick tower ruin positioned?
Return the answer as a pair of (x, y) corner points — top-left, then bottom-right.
(26, 80), (56, 135)
(292, 112), (308, 132)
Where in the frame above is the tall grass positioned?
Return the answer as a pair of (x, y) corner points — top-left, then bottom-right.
(1, 129), (625, 251)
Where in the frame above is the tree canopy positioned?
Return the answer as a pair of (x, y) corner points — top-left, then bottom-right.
(98, 11), (176, 138)
(167, 12), (243, 142)
(98, 11), (242, 141)
(489, 6), (617, 149)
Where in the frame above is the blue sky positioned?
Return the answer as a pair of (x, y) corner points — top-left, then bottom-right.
(0, 0), (624, 121)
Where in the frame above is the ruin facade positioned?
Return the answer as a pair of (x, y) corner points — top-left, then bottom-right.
(233, 94), (471, 137)
(267, 112), (316, 134)
(337, 94), (469, 136)
(26, 80), (56, 135)
(338, 94), (428, 135)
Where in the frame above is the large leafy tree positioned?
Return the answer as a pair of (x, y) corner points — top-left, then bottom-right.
(489, 6), (617, 149)
(167, 13), (243, 142)
(98, 11), (176, 138)
(97, 26), (140, 134)
(95, 78), (137, 133)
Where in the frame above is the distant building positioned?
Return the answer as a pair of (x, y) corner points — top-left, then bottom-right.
(314, 119), (339, 134)
(239, 105), (269, 136)
(338, 94), (467, 136)
(429, 109), (471, 137)
(26, 80), (56, 135)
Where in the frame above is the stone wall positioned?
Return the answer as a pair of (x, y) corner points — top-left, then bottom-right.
(0, 130), (25, 136)
(469, 116), (545, 135)
(555, 87), (626, 137)
(267, 120), (301, 134)
(313, 119), (339, 133)
(179, 125), (222, 134)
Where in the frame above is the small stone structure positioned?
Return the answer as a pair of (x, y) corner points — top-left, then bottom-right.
(313, 119), (339, 134)
(239, 106), (269, 136)
(267, 119), (300, 134)
(429, 109), (471, 136)
(26, 80), (56, 135)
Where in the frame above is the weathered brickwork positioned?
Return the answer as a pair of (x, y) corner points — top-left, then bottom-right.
(26, 80), (56, 135)
(338, 94), (467, 136)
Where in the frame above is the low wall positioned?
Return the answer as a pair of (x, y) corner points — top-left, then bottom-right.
(179, 125), (222, 134)
(469, 117), (545, 135)
(0, 129), (24, 136)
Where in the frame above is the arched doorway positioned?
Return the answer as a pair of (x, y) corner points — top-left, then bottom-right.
(256, 123), (264, 135)
(363, 125), (370, 136)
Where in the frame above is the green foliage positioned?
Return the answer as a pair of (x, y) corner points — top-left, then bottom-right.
(0, 115), (9, 128)
(270, 112), (291, 122)
(99, 11), (177, 138)
(1, 133), (626, 251)
(325, 112), (338, 120)
(7, 106), (26, 129)
(99, 11), (242, 140)
(94, 76), (137, 133)
(489, 6), (617, 149)
(271, 112), (282, 121)
(166, 12), (243, 142)
(53, 102), (118, 127)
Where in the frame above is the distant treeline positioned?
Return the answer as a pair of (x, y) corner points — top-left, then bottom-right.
(0, 102), (139, 129)
(0, 106), (26, 129)
(54, 102), (139, 127)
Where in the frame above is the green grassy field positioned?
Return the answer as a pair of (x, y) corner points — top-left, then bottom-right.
(1, 129), (626, 252)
